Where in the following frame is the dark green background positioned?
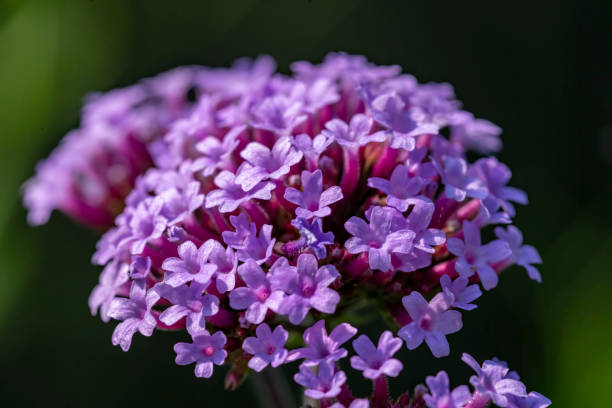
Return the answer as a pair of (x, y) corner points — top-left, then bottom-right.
(1, 1), (611, 406)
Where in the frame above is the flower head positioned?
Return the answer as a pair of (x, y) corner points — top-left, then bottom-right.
(30, 54), (546, 404)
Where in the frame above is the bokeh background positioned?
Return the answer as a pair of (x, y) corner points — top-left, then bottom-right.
(1, 0), (611, 406)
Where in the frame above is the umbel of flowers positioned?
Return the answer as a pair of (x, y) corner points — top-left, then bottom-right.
(24, 53), (549, 407)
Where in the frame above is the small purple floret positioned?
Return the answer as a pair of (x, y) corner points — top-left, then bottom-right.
(242, 323), (289, 372)
(284, 170), (343, 219)
(270, 253), (340, 324)
(174, 330), (227, 378)
(398, 291), (462, 358)
(423, 370), (472, 408)
(294, 360), (347, 400)
(446, 220), (512, 290)
(350, 331), (403, 379)
(462, 353), (527, 407)
(229, 260), (284, 324)
(287, 319), (357, 366)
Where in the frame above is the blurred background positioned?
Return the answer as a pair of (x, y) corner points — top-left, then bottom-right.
(1, 0), (611, 406)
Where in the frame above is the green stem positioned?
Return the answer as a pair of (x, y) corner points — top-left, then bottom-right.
(250, 367), (295, 408)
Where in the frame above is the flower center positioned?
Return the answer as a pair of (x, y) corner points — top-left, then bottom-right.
(300, 276), (316, 297)
(256, 287), (270, 302)
(265, 344), (276, 355)
(186, 300), (202, 312)
(202, 346), (215, 357)
(419, 314), (433, 331)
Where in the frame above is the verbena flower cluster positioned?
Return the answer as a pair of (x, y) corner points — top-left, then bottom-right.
(24, 53), (549, 408)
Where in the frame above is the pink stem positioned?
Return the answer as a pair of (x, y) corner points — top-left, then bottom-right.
(242, 201), (270, 227)
(429, 260), (458, 280)
(183, 213), (218, 241)
(372, 376), (389, 408)
(208, 208), (232, 234)
(453, 199), (481, 222)
(431, 195), (461, 229)
(336, 383), (354, 406)
(465, 392), (491, 408)
(340, 147), (360, 198)
(344, 253), (370, 279)
(370, 145), (399, 178)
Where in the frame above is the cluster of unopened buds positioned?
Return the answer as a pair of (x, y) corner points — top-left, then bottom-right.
(24, 53), (550, 407)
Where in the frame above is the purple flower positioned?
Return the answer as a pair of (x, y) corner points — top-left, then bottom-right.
(192, 125), (243, 177)
(439, 275), (482, 311)
(507, 392), (552, 408)
(89, 259), (129, 322)
(405, 146), (437, 179)
(205, 167), (275, 213)
(345, 206), (416, 272)
(446, 220), (512, 290)
(368, 164), (424, 212)
(398, 291), (462, 357)
(229, 260), (284, 324)
(242, 323), (289, 372)
(393, 198), (447, 272)
(127, 197), (168, 254)
(162, 240), (217, 287)
(291, 217), (335, 259)
(284, 170), (343, 219)
(291, 132), (334, 157)
(239, 223), (274, 265)
(235, 136), (303, 191)
(494, 226), (543, 283)
(350, 331), (403, 379)
(174, 331), (227, 378)
(222, 213), (276, 264)
(370, 92), (438, 151)
(159, 181), (205, 226)
(423, 370), (471, 408)
(200, 239), (238, 293)
(450, 111), (502, 154)
(222, 213), (253, 248)
(108, 279), (159, 351)
(270, 253), (340, 324)
(250, 94), (307, 134)
(294, 360), (347, 400)
(321, 114), (384, 149)
(129, 255), (151, 279)
(434, 156), (488, 202)
(470, 157), (527, 218)
(292, 78), (340, 113)
(287, 319), (357, 366)
(462, 353), (527, 407)
(155, 281), (219, 332)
